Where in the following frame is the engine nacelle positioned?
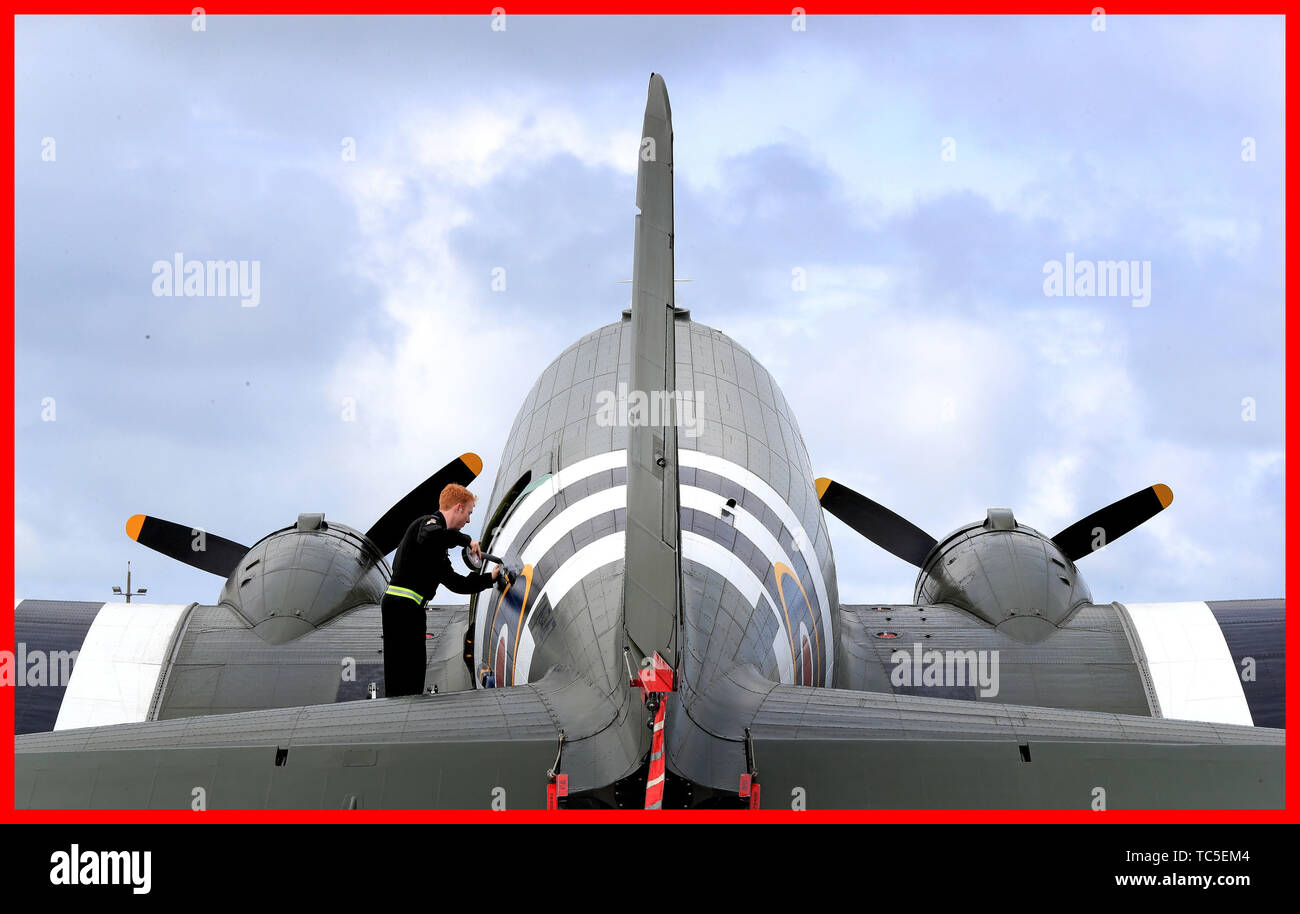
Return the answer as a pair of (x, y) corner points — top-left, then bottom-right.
(218, 514), (389, 644)
(913, 508), (1092, 642)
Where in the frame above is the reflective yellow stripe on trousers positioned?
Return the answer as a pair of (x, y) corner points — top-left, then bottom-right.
(385, 585), (424, 605)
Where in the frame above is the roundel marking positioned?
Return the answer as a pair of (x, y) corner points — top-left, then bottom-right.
(485, 563), (535, 686)
(509, 564), (535, 682)
(495, 630), (507, 686)
(775, 561), (822, 686)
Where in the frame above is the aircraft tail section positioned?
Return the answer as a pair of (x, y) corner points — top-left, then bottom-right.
(621, 73), (682, 669)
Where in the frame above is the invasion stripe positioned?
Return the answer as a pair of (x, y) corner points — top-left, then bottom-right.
(1120, 601), (1253, 727)
(491, 450), (628, 558)
(53, 602), (192, 731)
(13, 600), (102, 734)
(1206, 599), (1284, 728)
(492, 453), (835, 687)
(679, 449), (833, 682)
(503, 492), (813, 685)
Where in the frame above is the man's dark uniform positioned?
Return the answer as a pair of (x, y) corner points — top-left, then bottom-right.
(381, 510), (492, 697)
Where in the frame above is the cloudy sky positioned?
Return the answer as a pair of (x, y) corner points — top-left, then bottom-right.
(15, 15), (1284, 609)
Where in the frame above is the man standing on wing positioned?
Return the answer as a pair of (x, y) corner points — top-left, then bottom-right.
(381, 483), (500, 697)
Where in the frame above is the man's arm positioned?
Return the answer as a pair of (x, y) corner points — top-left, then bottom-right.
(438, 564), (493, 595)
(419, 522), (494, 594)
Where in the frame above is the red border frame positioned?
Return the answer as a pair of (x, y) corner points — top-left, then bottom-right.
(2, 6), (1292, 824)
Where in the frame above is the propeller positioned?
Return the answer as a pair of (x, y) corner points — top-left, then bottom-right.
(364, 452), (483, 555)
(125, 514), (249, 577)
(815, 477), (1173, 566)
(1050, 484), (1173, 561)
(126, 451), (484, 575)
(814, 478), (937, 567)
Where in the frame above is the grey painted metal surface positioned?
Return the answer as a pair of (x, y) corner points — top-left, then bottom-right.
(915, 514), (1093, 642)
(17, 667), (628, 806)
(750, 741), (1282, 809)
(837, 602), (1153, 715)
(622, 71), (682, 669)
(216, 520), (388, 645)
(18, 740), (560, 810)
(659, 662), (1283, 806)
(158, 603), (472, 718)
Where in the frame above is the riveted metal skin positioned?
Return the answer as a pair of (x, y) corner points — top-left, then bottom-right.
(914, 518), (1092, 643)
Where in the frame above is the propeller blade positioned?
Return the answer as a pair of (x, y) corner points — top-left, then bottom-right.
(365, 452), (483, 555)
(1051, 484), (1173, 561)
(125, 514), (249, 577)
(815, 478), (938, 568)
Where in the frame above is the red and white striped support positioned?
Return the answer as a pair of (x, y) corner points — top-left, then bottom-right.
(630, 651), (675, 810)
(645, 698), (668, 809)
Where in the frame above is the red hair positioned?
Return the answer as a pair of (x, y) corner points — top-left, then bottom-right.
(439, 483), (477, 512)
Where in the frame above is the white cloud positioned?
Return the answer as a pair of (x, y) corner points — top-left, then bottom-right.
(327, 106), (591, 518)
(401, 102), (639, 189)
(1176, 216), (1263, 262)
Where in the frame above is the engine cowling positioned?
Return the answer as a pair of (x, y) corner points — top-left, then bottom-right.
(913, 508), (1092, 642)
(217, 514), (389, 644)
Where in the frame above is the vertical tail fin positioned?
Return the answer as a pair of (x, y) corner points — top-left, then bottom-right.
(622, 73), (682, 668)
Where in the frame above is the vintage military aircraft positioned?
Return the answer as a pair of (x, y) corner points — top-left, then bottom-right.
(14, 74), (1284, 809)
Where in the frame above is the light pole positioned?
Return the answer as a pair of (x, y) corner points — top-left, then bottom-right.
(112, 561), (148, 603)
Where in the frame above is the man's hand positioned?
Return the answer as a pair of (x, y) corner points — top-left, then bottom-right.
(469, 540), (482, 562)
(490, 564), (501, 581)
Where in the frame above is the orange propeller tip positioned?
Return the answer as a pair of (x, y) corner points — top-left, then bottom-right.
(126, 514), (146, 540)
(815, 477), (833, 499)
(461, 452), (484, 476)
(1154, 484), (1173, 509)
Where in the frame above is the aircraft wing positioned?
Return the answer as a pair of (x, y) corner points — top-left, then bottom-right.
(672, 664), (1284, 809)
(15, 666), (630, 809)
